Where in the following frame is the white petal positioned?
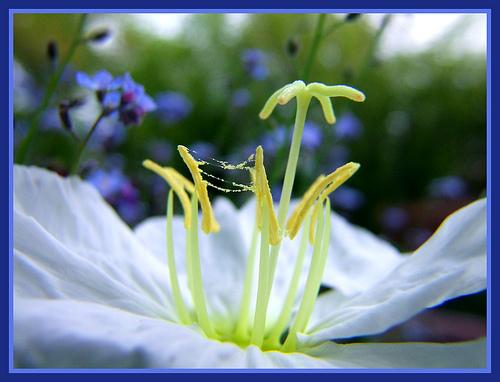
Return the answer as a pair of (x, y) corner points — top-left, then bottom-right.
(14, 298), (333, 368)
(305, 199), (487, 343)
(134, 197), (304, 328)
(323, 211), (403, 295)
(303, 339), (486, 368)
(14, 165), (175, 319)
(14, 298), (247, 368)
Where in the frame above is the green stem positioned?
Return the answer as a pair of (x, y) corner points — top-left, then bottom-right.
(234, 220), (259, 341)
(70, 112), (105, 175)
(250, 202), (271, 347)
(166, 190), (192, 325)
(301, 14), (326, 83)
(282, 201), (326, 352)
(188, 195), (216, 338)
(265, 213), (312, 348)
(266, 93), (311, 302)
(16, 14), (88, 164)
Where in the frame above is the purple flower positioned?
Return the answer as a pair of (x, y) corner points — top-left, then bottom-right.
(241, 49), (268, 80)
(325, 145), (350, 169)
(89, 118), (127, 149)
(190, 142), (216, 160)
(14, 61), (42, 112)
(428, 176), (468, 199)
(381, 207), (409, 232)
(302, 122), (323, 150)
(335, 112), (363, 140)
(86, 167), (144, 225)
(76, 70), (114, 92)
(260, 126), (288, 155)
(231, 88), (251, 108)
(155, 92), (192, 124)
(331, 186), (365, 211)
(86, 168), (128, 200)
(112, 73), (156, 126)
(116, 199), (145, 225)
(405, 228), (433, 250)
(148, 141), (173, 163)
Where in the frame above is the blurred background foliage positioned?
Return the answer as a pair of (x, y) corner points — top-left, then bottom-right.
(13, 13), (486, 340)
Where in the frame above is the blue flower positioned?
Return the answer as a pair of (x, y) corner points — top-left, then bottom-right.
(86, 167), (144, 224)
(148, 141), (173, 163)
(325, 145), (350, 170)
(231, 88), (251, 108)
(301, 122), (323, 150)
(331, 186), (365, 211)
(76, 70), (114, 92)
(334, 112), (363, 140)
(381, 207), (409, 232)
(241, 49), (268, 80)
(116, 199), (145, 225)
(155, 92), (192, 124)
(111, 73), (156, 126)
(428, 176), (468, 199)
(260, 126), (288, 155)
(86, 168), (128, 200)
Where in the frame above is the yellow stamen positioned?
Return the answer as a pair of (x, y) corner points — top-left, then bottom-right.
(254, 146), (281, 245)
(143, 159), (193, 229)
(178, 145), (220, 234)
(286, 162), (360, 239)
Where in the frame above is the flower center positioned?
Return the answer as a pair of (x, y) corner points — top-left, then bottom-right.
(143, 81), (365, 352)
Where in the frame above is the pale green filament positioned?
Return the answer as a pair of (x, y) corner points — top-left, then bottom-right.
(146, 80), (364, 351)
(250, 201), (271, 347)
(282, 200), (330, 352)
(265, 212), (312, 349)
(188, 194), (216, 338)
(234, 220), (260, 341)
(166, 190), (192, 325)
(261, 92), (312, 335)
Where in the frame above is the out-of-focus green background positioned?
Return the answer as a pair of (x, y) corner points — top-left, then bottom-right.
(13, 13), (487, 342)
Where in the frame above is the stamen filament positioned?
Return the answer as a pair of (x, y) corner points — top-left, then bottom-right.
(265, 212), (312, 348)
(234, 220), (260, 341)
(250, 201), (271, 347)
(264, 93), (312, 318)
(166, 190), (192, 325)
(282, 200), (328, 352)
(188, 194), (216, 338)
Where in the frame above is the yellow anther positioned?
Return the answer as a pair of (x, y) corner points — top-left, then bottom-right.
(254, 146), (281, 245)
(168, 169), (195, 194)
(177, 145), (220, 234)
(286, 162), (360, 239)
(143, 159), (193, 229)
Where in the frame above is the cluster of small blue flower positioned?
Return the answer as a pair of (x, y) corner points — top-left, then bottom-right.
(76, 70), (157, 126)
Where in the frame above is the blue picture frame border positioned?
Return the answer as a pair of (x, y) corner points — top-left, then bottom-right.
(2, 0), (497, 380)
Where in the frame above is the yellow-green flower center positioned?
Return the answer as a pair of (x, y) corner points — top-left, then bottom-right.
(143, 81), (365, 352)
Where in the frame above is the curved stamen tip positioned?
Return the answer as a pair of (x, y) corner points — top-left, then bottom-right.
(177, 145), (220, 234)
(286, 161), (360, 239)
(254, 146), (281, 245)
(142, 159), (193, 229)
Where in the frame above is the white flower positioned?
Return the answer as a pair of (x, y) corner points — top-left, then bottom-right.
(14, 164), (487, 368)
